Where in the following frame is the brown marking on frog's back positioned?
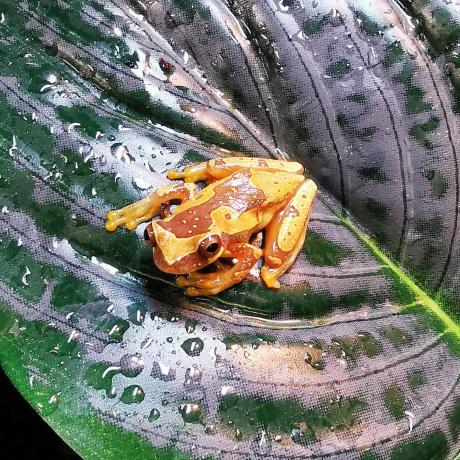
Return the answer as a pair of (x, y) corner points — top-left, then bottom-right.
(158, 170), (266, 238)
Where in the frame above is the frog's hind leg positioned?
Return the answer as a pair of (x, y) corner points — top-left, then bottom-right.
(167, 157), (304, 183)
(261, 179), (317, 289)
(105, 182), (196, 232)
(176, 243), (262, 296)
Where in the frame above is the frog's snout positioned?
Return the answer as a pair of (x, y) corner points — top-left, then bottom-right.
(143, 223), (156, 247)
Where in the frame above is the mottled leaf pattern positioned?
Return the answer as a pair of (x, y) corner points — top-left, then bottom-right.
(0, 1), (460, 459)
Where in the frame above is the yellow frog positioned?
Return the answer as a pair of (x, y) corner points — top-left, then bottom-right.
(105, 158), (317, 296)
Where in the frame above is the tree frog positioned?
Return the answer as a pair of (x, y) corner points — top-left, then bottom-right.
(105, 157), (317, 296)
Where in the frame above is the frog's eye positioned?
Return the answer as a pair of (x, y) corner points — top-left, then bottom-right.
(199, 235), (222, 258)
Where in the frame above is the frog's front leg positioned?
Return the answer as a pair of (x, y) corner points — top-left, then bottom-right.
(261, 179), (317, 289)
(176, 243), (262, 296)
(105, 182), (195, 232)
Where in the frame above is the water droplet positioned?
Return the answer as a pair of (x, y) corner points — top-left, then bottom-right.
(141, 337), (154, 349)
(162, 399), (169, 406)
(43, 72), (59, 85)
(179, 403), (202, 423)
(46, 393), (60, 414)
(205, 424), (216, 434)
(151, 361), (176, 381)
(185, 318), (197, 333)
(21, 266), (31, 286)
(120, 385), (145, 404)
(184, 367), (202, 389)
(110, 143), (134, 163)
(235, 428), (243, 440)
(40, 83), (55, 93)
(166, 336), (173, 343)
(85, 363), (121, 397)
(80, 144), (94, 162)
(181, 337), (204, 356)
(119, 353), (144, 377)
(109, 387), (118, 398)
(304, 350), (325, 370)
(149, 408), (160, 422)
(107, 134), (116, 141)
(67, 122), (81, 133)
(68, 329), (79, 342)
(65, 312), (75, 321)
(132, 177), (152, 190)
(221, 385), (236, 396)
(291, 428), (302, 443)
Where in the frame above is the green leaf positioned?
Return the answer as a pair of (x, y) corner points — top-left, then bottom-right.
(0, 1), (460, 459)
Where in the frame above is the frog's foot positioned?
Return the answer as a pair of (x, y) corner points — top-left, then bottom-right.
(176, 244), (262, 296)
(105, 183), (195, 232)
(261, 179), (317, 289)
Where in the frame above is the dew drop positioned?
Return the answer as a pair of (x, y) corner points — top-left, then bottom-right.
(179, 403), (202, 423)
(183, 366), (202, 390)
(141, 337), (154, 349)
(181, 337), (204, 356)
(67, 122), (81, 133)
(151, 361), (176, 381)
(120, 385), (145, 404)
(21, 266), (31, 286)
(43, 71), (60, 85)
(185, 318), (197, 333)
(132, 177), (152, 190)
(110, 143), (134, 164)
(149, 408), (160, 422)
(221, 385), (236, 396)
(120, 353), (145, 377)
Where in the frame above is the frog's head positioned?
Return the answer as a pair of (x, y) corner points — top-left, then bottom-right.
(144, 222), (225, 274)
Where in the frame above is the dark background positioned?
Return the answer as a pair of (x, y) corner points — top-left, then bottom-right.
(0, 368), (81, 459)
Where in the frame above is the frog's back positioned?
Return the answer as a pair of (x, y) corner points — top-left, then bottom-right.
(158, 169), (304, 238)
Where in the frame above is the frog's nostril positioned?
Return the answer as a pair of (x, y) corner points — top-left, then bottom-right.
(144, 223), (156, 247)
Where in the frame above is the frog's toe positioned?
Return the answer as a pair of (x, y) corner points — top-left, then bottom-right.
(185, 287), (201, 297)
(260, 267), (281, 289)
(104, 220), (118, 232)
(185, 286), (223, 296)
(176, 276), (214, 289)
(166, 169), (185, 180)
(176, 276), (192, 287)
